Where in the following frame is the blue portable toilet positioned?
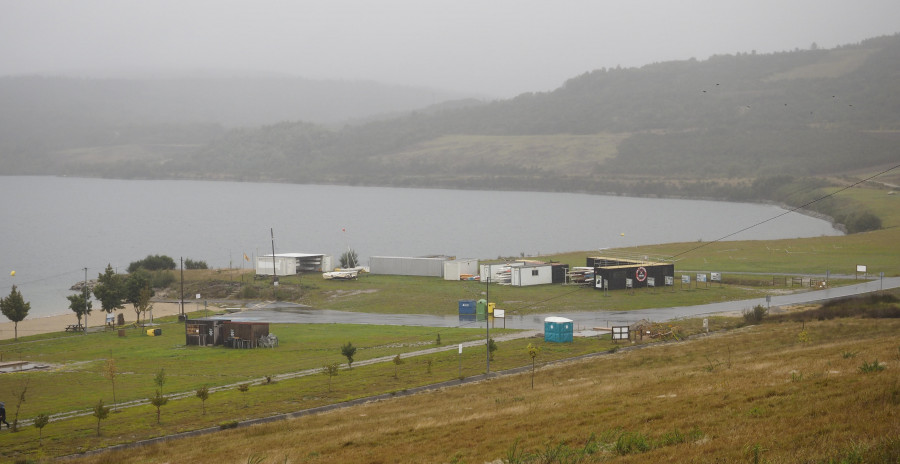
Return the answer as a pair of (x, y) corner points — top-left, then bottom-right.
(544, 317), (573, 343)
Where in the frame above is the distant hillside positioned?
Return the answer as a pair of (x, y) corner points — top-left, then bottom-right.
(0, 76), (473, 174)
(2, 35), (899, 232)
(166, 35), (899, 183)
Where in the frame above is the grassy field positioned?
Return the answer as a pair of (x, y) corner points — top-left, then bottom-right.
(59, 302), (900, 463)
(0, 313), (514, 418)
(0, 309), (730, 460)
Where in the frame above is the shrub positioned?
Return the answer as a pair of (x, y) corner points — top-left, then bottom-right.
(150, 271), (176, 289)
(844, 211), (882, 233)
(615, 431), (651, 455)
(128, 255), (176, 273)
(743, 305), (768, 325)
(240, 285), (260, 298)
(859, 360), (885, 373)
(184, 258), (208, 270)
(219, 420), (239, 429)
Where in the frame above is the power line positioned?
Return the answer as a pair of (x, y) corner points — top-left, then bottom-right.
(671, 163), (900, 259)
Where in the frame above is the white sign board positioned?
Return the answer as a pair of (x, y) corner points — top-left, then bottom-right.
(196, 294), (201, 299)
(697, 273), (707, 283)
(857, 265), (867, 273)
(665, 276), (674, 286)
(647, 277), (655, 287)
(494, 309), (505, 318)
(611, 326), (630, 340)
(682, 275), (691, 284)
(711, 272), (721, 282)
(458, 344), (463, 354)
(625, 278), (633, 288)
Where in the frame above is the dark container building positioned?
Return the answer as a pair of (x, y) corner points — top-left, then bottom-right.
(589, 255), (674, 291)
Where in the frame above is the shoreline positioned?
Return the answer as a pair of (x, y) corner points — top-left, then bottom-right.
(0, 301), (187, 341)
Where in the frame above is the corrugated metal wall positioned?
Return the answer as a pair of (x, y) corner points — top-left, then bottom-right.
(369, 256), (446, 277)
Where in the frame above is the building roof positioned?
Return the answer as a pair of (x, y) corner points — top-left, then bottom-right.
(261, 253), (325, 258)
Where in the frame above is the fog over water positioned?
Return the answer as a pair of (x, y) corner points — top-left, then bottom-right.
(0, 177), (841, 318)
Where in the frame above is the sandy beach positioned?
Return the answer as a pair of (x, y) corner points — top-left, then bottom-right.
(0, 301), (187, 341)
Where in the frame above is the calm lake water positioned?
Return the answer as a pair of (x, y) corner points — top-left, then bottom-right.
(0, 176), (841, 317)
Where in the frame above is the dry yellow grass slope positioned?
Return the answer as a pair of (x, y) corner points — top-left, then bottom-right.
(72, 317), (899, 463)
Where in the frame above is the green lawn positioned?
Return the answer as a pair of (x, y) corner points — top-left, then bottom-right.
(0, 312), (514, 419)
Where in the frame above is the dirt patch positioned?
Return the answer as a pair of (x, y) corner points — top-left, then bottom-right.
(325, 289), (379, 299)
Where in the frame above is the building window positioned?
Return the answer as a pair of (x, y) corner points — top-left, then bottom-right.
(532, 269), (539, 276)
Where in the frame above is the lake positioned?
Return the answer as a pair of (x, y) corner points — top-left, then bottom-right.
(0, 176), (841, 317)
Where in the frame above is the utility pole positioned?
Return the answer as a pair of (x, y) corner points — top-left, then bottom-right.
(271, 228), (278, 299)
(485, 270), (490, 375)
(180, 257), (185, 319)
(83, 267), (88, 334)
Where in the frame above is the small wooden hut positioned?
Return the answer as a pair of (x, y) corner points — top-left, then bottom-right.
(185, 319), (270, 348)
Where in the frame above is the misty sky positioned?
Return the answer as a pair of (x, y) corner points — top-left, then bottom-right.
(2, 0), (899, 98)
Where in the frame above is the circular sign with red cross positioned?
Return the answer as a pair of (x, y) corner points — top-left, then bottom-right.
(635, 267), (648, 282)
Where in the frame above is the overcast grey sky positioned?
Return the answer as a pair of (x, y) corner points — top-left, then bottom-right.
(2, 0), (898, 98)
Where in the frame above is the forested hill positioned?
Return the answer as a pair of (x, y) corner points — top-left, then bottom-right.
(3, 34), (899, 230)
(168, 35), (899, 187)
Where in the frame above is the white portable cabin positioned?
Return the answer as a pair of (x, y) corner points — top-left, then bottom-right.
(510, 263), (553, 286)
(256, 253), (329, 276)
(443, 258), (479, 281)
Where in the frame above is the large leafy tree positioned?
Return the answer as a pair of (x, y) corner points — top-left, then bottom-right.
(1, 285), (30, 340)
(124, 271), (154, 325)
(93, 264), (125, 315)
(66, 287), (92, 328)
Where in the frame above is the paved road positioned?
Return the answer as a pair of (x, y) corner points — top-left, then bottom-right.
(211, 276), (900, 330)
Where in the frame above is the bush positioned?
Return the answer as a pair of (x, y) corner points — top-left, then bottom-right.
(859, 360), (885, 373)
(615, 431), (651, 455)
(240, 285), (260, 298)
(184, 258), (208, 270)
(743, 305), (768, 325)
(149, 271), (176, 289)
(128, 255), (176, 273)
(219, 420), (239, 429)
(844, 211), (882, 233)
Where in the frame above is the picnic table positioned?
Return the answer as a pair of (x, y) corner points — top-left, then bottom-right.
(65, 324), (84, 332)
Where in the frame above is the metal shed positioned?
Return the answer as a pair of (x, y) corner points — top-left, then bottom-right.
(369, 255), (450, 277)
(443, 258), (480, 281)
(256, 253), (330, 276)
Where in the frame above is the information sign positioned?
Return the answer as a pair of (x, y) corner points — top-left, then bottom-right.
(611, 326), (630, 340)
(635, 267), (647, 282)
